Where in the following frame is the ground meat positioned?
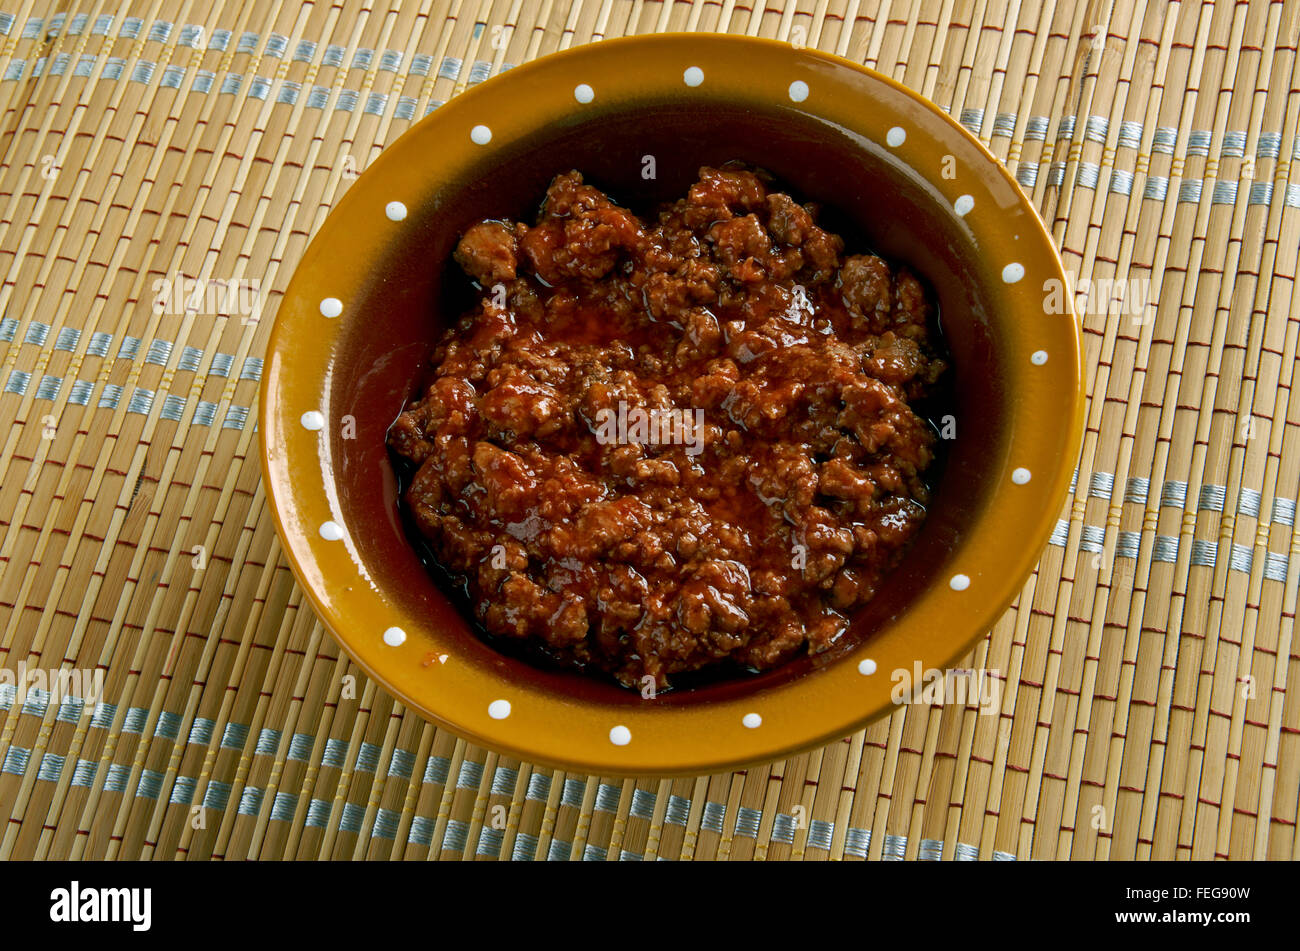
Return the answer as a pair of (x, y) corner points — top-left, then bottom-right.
(453, 221), (519, 285)
(390, 164), (949, 690)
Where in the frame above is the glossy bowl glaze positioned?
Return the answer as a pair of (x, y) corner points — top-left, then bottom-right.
(260, 33), (1084, 776)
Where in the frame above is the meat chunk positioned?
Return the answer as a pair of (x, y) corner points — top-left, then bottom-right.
(518, 171), (647, 282)
(454, 221), (518, 285)
(765, 193), (815, 246)
(841, 254), (893, 330)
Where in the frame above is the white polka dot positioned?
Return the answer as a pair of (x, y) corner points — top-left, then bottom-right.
(382, 626), (406, 646)
(788, 80), (809, 102)
(488, 699), (511, 719)
(683, 66), (703, 87)
(385, 201), (407, 221)
(319, 297), (343, 318)
(574, 83), (594, 103)
(470, 124), (492, 145)
(949, 574), (971, 591)
(743, 713), (762, 729)
(954, 194), (974, 216)
(609, 725), (632, 746)
(319, 521), (344, 540)
(1002, 262), (1025, 284)
(886, 126), (906, 147)
(1012, 467), (1032, 485)
(858, 658), (877, 676)
(1031, 350), (1049, 365)
(300, 411), (325, 431)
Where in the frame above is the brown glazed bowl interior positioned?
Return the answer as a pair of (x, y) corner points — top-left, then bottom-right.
(261, 34), (1085, 776)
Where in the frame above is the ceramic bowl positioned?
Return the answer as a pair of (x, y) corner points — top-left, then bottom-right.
(260, 33), (1084, 776)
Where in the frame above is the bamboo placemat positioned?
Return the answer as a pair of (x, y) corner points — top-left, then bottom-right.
(0, 0), (1296, 862)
